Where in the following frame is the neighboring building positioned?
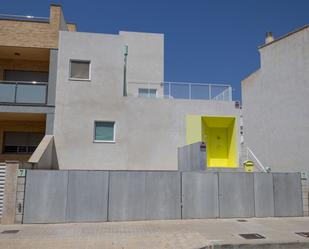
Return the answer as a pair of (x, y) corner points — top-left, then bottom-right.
(0, 4), (240, 171)
(242, 27), (309, 177)
(0, 4), (76, 167)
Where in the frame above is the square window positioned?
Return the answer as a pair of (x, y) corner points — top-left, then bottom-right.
(70, 60), (90, 80)
(138, 88), (157, 97)
(94, 121), (115, 142)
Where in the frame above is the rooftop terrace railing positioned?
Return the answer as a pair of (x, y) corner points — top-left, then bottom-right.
(128, 81), (232, 101)
(0, 14), (49, 22)
(0, 81), (48, 105)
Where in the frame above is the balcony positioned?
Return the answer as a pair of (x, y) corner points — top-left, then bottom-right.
(127, 81), (232, 101)
(0, 14), (49, 23)
(0, 81), (48, 105)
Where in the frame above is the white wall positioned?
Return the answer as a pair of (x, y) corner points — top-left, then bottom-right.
(242, 26), (309, 176)
(54, 31), (239, 170)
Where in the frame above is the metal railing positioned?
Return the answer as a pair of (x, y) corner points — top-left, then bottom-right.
(127, 81), (232, 101)
(165, 82), (232, 101)
(0, 81), (48, 105)
(0, 14), (49, 22)
(240, 146), (270, 172)
(246, 147), (269, 172)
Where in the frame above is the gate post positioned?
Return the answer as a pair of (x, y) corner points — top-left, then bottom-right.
(1, 161), (19, 225)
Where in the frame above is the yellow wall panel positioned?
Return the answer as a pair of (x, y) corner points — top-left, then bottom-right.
(186, 115), (202, 144)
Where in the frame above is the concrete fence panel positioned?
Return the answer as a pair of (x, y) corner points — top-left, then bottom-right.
(178, 142), (205, 171)
(108, 171), (146, 221)
(145, 172), (181, 220)
(182, 172), (219, 219)
(23, 170), (68, 223)
(22, 170), (303, 223)
(66, 171), (109, 222)
(254, 173), (275, 217)
(218, 173), (255, 218)
(273, 173), (303, 217)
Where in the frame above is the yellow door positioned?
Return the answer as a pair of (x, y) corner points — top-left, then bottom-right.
(208, 128), (228, 167)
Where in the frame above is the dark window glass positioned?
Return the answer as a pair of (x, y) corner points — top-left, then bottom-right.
(28, 146), (37, 153)
(4, 146), (18, 153)
(3, 132), (44, 154)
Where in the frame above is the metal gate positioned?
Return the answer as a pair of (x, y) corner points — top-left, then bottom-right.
(0, 163), (6, 218)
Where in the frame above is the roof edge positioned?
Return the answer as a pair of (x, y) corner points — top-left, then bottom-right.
(259, 24), (309, 49)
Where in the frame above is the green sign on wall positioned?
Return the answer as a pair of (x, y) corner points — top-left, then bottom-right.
(18, 169), (26, 177)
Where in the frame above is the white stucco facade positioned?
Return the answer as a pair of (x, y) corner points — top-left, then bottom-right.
(53, 31), (239, 170)
(242, 26), (309, 176)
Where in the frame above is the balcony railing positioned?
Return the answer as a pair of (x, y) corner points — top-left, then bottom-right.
(0, 81), (48, 105)
(0, 14), (49, 23)
(127, 81), (232, 101)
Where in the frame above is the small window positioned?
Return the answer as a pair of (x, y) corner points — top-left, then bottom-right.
(94, 121), (115, 142)
(138, 88), (157, 98)
(69, 60), (90, 80)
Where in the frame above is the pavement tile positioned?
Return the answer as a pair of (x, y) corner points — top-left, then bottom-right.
(0, 218), (309, 248)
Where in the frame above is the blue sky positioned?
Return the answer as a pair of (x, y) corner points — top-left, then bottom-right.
(2, 0), (309, 101)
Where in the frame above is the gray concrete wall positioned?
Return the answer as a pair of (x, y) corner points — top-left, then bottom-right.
(23, 170), (110, 224)
(66, 171), (109, 222)
(218, 173), (255, 218)
(23, 170), (304, 223)
(254, 173), (274, 217)
(109, 171), (181, 221)
(182, 172), (219, 219)
(178, 142), (206, 171)
(23, 170), (68, 223)
(242, 26), (309, 181)
(145, 172), (181, 220)
(273, 173), (303, 217)
(108, 171), (146, 221)
(120, 31), (164, 97)
(54, 31), (239, 170)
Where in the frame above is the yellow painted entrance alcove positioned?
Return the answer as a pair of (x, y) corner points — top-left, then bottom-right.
(186, 115), (237, 168)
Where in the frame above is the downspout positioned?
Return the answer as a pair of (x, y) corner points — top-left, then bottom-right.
(123, 45), (128, 96)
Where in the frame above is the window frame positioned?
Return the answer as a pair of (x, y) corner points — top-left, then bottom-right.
(138, 88), (157, 98)
(69, 59), (91, 81)
(93, 121), (116, 143)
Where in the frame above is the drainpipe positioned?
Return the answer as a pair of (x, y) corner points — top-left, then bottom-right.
(123, 45), (128, 96)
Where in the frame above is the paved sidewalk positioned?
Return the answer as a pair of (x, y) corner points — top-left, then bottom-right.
(0, 217), (309, 248)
